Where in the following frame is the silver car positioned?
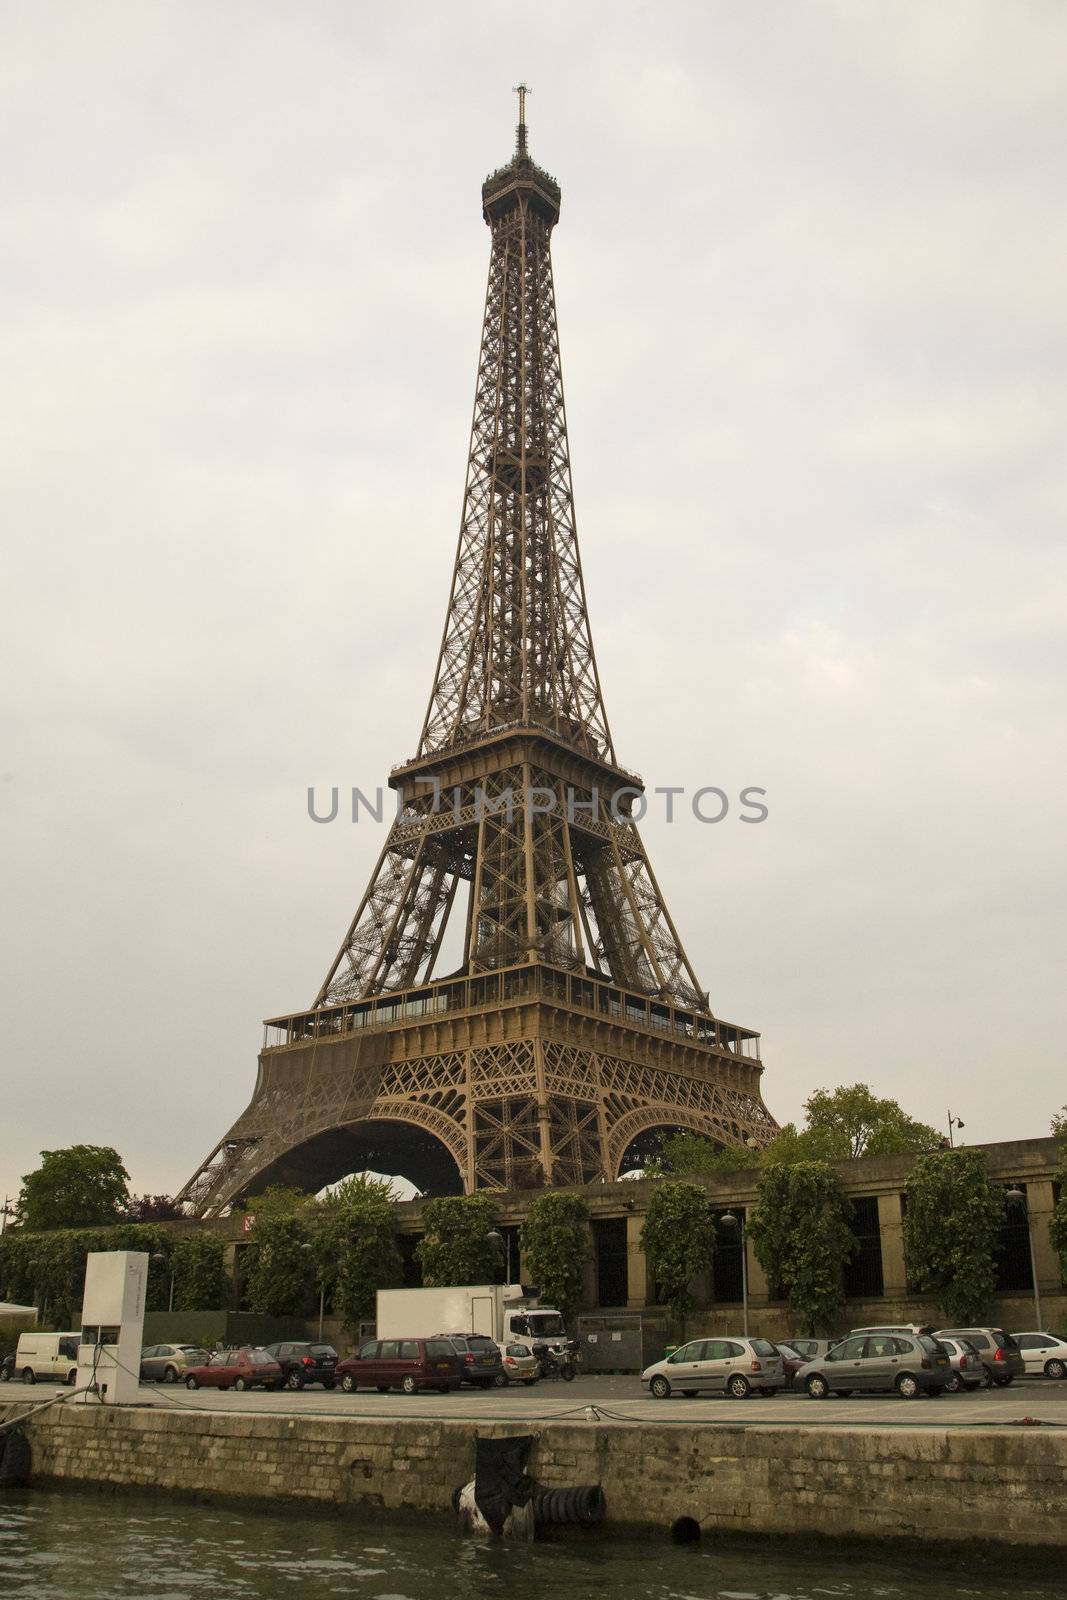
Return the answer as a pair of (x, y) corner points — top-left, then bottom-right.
(932, 1335), (984, 1393)
(1012, 1331), (1067, 1380)
(933, 1327), (1025, 1387)
(799, 1332), (951, 1398)
(139, 1343), (210, 1383)
(642, 1336), (784, 1399)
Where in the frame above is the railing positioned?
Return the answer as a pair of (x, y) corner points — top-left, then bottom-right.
(262, 962), (760, 1062)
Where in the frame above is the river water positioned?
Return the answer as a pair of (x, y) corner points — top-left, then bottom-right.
(0, 1488), (1059, 1600)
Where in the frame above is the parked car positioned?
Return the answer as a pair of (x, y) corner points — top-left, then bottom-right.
(782, 1338), (836, 1363)
(642, 1337), (785, 1399)
(498, 1341), (540, 1385)
(799, 1332), (950, 1399)
(1012, 1331), (1067, 1380)
(438, 1333), (506, 1388)
(261, 1341), (338, 1390)
(14, 1332), (80, 1386)
(933, 1327), (1024, 1387)
(774, 1341), (814, 1389)
(931, 1335), (984, 1393)
(849, 1324), (935, 1338)
(336, 1337), (462, 1394)
(183, 1348), (282, 1391)
(139, 1344), (209, 1384)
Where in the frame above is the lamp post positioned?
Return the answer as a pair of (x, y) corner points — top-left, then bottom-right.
(946, 1111), (965, 1147)
(0, 1197), (14, 1236)
(719, 1211), (748, 1337)
(300, 1244), (327, 1339)
(150, 1252), (176, 1313)
(487, 1229), (512, 1285)
(1005, 1185), (1042, 1332)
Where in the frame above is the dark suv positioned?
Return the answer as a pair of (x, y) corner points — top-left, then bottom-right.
(439, 1334), (506, 1388)
(261, 1341), (338, 1390)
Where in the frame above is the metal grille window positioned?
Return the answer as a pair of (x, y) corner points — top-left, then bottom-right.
(594, 1218), (628, 1308)
(712, 1210), (745, 1303)
(843, 1195), (885, 1299)
(995, 1185), (1035, 1293)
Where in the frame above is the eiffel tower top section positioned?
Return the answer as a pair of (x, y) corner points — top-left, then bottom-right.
(413, 87), (615, 774)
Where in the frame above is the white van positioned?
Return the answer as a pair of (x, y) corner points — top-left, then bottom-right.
(14, 1331), (80, 1385)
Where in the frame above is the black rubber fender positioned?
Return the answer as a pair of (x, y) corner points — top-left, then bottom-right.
(531, 1484), (606, 1526)
(0, 1426), (31, 1487)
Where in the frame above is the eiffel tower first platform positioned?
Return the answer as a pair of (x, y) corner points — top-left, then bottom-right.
(179, 93), (778, 1216)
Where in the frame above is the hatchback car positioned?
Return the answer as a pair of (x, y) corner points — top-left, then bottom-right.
(139, 1344), (209, 1384)
(782, 1338), (835, 1363)
(642, 1337), (784, 1399)
(261, 1341), (338, 1390)
(438, 1333), (506, 1388)
(498, 1341), (540, 1385)
(933, 1327), (1024, 1387)
(336, 1337), (462, 1394)
(932, 1335), (984, 1393)
(799, 1333), (950, 1398)
(183, 1348), (282, 1391)
(1012, 1331), (1067, 1380)
(775, 1341), (815, 1389)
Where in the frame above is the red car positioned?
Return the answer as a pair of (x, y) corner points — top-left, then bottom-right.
(184, 1348), (282, 1392)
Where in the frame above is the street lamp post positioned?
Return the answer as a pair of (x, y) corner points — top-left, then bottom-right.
(150, 1253), (176, 1313)
(946, 1111), (965, 1147)
(719, 1211), (748, 1337)
(0, 1197), (14, 1236)
(299, 1244), (327, 1339)
(487, 1229), (512, 1285)
(1006, 1185), (1042, 1332)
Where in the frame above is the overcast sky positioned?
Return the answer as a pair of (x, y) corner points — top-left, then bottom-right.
(3, 1), (1065, 1207)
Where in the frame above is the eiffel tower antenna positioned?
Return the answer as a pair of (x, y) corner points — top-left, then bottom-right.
(178, 107), (777, 1215)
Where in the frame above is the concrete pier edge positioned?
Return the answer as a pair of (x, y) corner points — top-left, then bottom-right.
(3, 1402), (1065, 1550)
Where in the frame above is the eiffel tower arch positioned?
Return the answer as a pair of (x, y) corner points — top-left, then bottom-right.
(179, 94), (778, 1217)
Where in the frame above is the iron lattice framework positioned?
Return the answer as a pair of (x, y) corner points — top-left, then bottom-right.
(179, 100), (777, 1216)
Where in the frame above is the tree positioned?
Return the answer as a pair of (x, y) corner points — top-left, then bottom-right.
(802, 1085), (942, 1160)
(124, 1194), (185, 1224)
(310, 1175), (403, 1330)
(640, 1180), (716, 1321)
(902, 1148), (1005, 1324)
(241, 1185), (310, 1221)
(651, 1133), (758, 1179)
(1051, 1105), (1067, 1140)
(756, 1122), (844, 1167)
(172, 1234), (229, 1311)
(245, 1212), (312, 1315)
(519, 1193), (590, 1317)
(748, 1161), (856, 1334)
(415, 1195), (500, 1286)
(18, 1146), (131, 1232)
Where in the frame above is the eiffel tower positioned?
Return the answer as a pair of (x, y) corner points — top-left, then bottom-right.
(179, 91), (777, 1215)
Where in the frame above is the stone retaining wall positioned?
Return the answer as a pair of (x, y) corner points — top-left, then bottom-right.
(3, 1403), (1064, 1548)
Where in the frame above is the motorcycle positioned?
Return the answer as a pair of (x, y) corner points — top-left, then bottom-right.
(532, 1341), (579, 1381)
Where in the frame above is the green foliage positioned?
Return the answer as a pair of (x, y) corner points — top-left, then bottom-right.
(241, 1186), (311, 1221)
(171, 1234), (228, 1311)
(802, 1084), (942, 1160)
(519, 1193), (590, 1316)
(651, 1134), (758, 1178)
(415, 1195), (500, 1286)
(18, 1146), (131, 1232)
(902, 1148), (1006, 1324)
(1051, 1105), (1067, 1140)
(310, 1175), (403, 1330)
(0, 1223), (171, 1325)
(0, 1316), (44, 1359)
(640, 1180), (716, 1320)
(1046, 1139), (1067, 1282)
(757, 1122), (845, 1167)
(244, 1213), (312, 1316)
(748, 1161), (856, 1335)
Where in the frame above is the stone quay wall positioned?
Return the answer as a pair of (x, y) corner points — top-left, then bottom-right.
(3, 1403), (1065, 1548)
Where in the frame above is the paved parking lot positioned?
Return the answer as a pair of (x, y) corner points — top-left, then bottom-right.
(137, 1372), (1067, 1427)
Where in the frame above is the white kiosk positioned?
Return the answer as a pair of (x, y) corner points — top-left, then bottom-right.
(76, 1251), (148, 1404)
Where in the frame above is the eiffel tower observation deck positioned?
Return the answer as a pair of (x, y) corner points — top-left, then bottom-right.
(180, 92), (777, 1215)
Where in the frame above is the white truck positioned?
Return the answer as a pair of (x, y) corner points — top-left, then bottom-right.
(376, 1283), (570, 1353)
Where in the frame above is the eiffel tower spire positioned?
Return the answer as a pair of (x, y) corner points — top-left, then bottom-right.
(178, 103), (776, 1214)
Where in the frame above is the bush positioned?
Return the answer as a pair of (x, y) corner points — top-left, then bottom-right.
(641, 1181), (716, 1320)
(902, 1148), (1005, 1324)
(519, 1193), (589, 1317)
(748, 1161), (856, 1335)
